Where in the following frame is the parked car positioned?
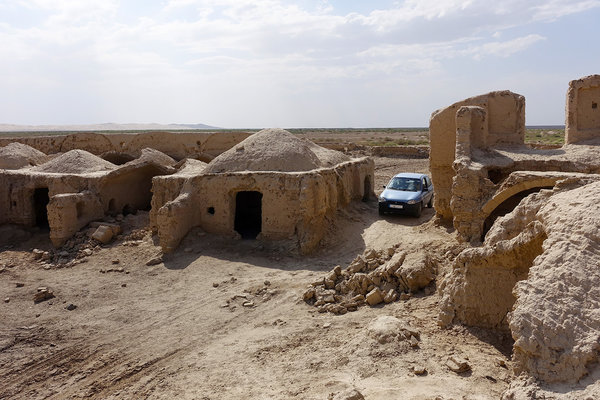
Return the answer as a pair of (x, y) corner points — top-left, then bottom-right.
(378, 173), (434, 217)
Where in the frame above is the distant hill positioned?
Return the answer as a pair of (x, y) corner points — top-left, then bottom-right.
(0, 122), (221, 132)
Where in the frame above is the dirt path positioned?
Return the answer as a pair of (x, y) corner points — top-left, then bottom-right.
(0, 157), (513, 399)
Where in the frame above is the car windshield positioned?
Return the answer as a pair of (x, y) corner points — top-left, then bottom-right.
(387, 177), (422, 192)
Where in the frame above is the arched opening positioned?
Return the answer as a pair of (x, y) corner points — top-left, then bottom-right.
(482, 186), (552, 241)
(33, 188), (50, 229)
(234, 191), (262, 239)
(101, 152), (135, 165)
(362, 176), (372, 202)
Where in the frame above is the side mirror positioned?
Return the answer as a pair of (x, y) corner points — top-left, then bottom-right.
(382, 185), (386, 189)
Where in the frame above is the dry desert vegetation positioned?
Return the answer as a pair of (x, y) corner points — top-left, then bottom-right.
(2, 75), (600, 400)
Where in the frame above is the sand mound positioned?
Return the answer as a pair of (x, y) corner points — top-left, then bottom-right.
(32, 149), (117, 174)
(0, 142), (47, 169)
(204, 128), (350, 173)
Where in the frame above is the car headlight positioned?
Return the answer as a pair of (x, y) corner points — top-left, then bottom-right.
(407, 199), (417, 204)
(378, 196), (386, 202)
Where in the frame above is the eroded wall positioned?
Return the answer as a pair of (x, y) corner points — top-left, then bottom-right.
(566, 74), (600, 144)
(0, 131), (250, 161)
(155, 158), (374, 253)
(429, 91), (525, 219)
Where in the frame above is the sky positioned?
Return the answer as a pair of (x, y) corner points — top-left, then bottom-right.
(0, 0), (599, 128)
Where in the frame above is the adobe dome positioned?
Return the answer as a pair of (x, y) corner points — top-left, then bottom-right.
(0, 142), (47, 170)
(32, 149), (117, 174)
(204, 128), (350, 173)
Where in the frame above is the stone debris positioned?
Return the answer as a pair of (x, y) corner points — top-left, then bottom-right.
(365, 288), (384, 306)
(446, 356), (471, 374)
(16, 282), (24, 288)
(65, 304), (77, 311)
(412, 365), (427, 375)
(146, 256), (163, 266)
(34, 287), (55, 303)
(303, 246), (438, 314)
(91, 225), (114, 244)
(4, 297), (9, 303)
(32, 249), (45, 260)
(330, 388), (365, 400)
(100, 267), (125, 273)
(367, 316), (421, 345)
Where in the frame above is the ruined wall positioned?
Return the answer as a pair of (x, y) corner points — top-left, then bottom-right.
(0, 131), (250, 160)
(0, 172), (101, 227)
(566, 74), (600, 144)
(155, 158), (374, 253)
(47, 191), (103, 246)
(440, 178), (600, 384)
(429, 91), (525, 219)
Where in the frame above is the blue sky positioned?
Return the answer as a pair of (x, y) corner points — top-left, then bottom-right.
(0, 0), (598, 128)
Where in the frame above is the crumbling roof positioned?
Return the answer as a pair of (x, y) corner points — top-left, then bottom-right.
(172, 158), (207, 177)
(130, 148), (177, 168)
(31, 149), (117, 174)
(204, 128), (350, 173)
(0, 142), (47, 170)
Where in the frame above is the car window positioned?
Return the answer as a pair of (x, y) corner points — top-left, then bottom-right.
(388, 177), (422, 192)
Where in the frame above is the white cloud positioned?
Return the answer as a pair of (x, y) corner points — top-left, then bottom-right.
(476, 34), (546, 58)
(0, 0), (597, 126)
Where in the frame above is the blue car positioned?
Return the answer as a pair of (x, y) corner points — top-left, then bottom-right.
(378, 173), (434, 217)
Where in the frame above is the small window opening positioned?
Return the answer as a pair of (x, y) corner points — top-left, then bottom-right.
(12, 201), (16, 207)
(33, 188), (50, 229)
(593, 102), (598, 109)
(76, 202), (84, 219)
(234, 191), (262, 239)
(207, 207), (215, 215)
(487, 168), (508, 184)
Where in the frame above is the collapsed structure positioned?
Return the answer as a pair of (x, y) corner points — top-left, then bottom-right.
(0, 128), (374, 253)
(432, 75), (600, 385)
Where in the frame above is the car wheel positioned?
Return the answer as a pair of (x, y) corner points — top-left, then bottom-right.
(427, 195), (434, 208)
(414, 202), (422, 218)
(378, 207), (384, 216)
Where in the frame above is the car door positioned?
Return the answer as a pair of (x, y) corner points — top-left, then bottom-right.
(423, 177), (433, 203)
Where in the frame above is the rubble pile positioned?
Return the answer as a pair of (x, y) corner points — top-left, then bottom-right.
(303, 246), (437, 314)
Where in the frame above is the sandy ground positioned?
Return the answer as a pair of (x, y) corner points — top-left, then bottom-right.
(0, 156), (514, 400)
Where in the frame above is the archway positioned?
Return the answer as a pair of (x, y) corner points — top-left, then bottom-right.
(482, 186), (552, 241)
(234, 191), (262, 239)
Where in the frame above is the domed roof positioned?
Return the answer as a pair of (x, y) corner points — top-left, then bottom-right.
(32, 149), (117, 174)
(204, 128), (350, 173)
(0, 142), (47, 170)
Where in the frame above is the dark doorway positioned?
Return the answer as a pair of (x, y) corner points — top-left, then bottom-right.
(234, 191), (262, 239)
(33, 188), (50, 229)
(363, 176), (372, 202)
